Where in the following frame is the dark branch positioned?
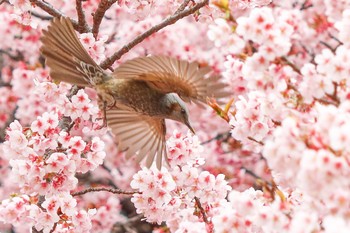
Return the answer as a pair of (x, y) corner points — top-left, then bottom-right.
(75, 0), (89, 33)
(0, 49), (24, 61)
(58, 85), (81, 132)
(194, 197), (210, 224)
(29, 0), (91, 32)
(29, 0), (67, 18)
(314, 97), (339, 106)
(174, 0), (191, 14)
(247, 136), (264, 145)
(319, 41), (336, 52)
(100, 0), (209, 69)
(0, 0), (9, 5)
(0, 83), (11, 87)
(328, 33), (343, 45)
(241, 166), (272, 186)
(300, 1), (313, 10)
(200, 131), (230, 145)
(280, 56), (301, 74)
(72, 187), (139, 196)
(92, 0), (118, 38)
(30, 11), (53, 20)
(0, 107), (17, 143)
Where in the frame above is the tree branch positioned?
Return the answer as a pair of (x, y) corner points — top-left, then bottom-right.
(92, 0), (118, 38)
(194, 197), (210, 225)
(0, 107), (17, 143)
(200, 131), (231, 145)
(241, 166), (272, 186)
(279, 56), (301, 74)
(247, 136), (264, 145)
(30, 11), (53, 20)
(99, 0), (209, 69)
(300, 0), (313, 10)
(319, 41), (336, 53)
(174, 0), (191, 14)
(0, 0), (9, 5)
(29, 0), (91, 32)
(75, 0), (89, 33)
(0, 49), (24, 61)
(72, 187), (139, 196)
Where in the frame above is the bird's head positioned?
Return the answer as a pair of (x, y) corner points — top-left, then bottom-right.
(162, 94), (195, 134)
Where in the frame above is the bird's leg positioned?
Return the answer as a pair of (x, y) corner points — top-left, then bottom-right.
(101, 101), (108, 128)
(95, 100), (108, 129)
(96, 94), (116, 129)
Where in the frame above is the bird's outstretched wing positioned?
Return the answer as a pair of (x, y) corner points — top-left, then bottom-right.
(113, 56), (229, 103)
(41, 17), (102, 87)
(106, 108), (167, 169)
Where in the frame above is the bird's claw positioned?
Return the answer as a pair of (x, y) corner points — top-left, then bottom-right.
(95, 116), (108, 130)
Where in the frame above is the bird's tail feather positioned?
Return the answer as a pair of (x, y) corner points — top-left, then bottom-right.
(41, 17), (101, 86)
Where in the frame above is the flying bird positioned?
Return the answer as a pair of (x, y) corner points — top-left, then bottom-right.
(40, 17), (229, 168)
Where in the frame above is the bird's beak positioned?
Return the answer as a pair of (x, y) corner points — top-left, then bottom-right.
(185, 119), (196, 134)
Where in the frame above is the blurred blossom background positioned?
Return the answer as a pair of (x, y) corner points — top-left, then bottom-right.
(1, 0), (350, 232)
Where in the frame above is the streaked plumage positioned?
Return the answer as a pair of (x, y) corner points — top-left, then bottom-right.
(41, 17), (229, 168)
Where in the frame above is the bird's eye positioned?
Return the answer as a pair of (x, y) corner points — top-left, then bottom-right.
(181, 109), (186, 114)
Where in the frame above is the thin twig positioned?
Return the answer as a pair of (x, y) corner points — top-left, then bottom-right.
(194, 197), (210, 224)
(200, 131), (230, 145)
(314, 97), (339, 106)
(112, 215), (144, 232)
(49, 223), (58, 233)
(319, 41), (335, 52)
(328, 33), (343, 45)
(100, 0), (209, 69)
(92, 0), (118, 38)
(32, 227), (42, 233)
(0, 49), (24, 61)
(174, 0), (191, 14)
(0, 107), (17, 143)
(300, 1), (313, 10)
(241, 166), (272, 186)
(29, 0), (91, 32)
(332, 81), (338, 98)
(0, 0), (9, 5)
(72, 187), (139, 196)
(280, 56), (301, 74)
(0, 82), (11, 87)
(29, 0), (67, 18)
(57, 85), (81, 132)
(247, 136), (264, 145)
(30, 11), (52, 20)
(299, 42), (315, 63)
(324, 82), (340, 105)
(75, 0), (89, 33)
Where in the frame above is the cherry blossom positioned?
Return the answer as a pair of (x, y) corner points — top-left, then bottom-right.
(2, 0), (350, 232)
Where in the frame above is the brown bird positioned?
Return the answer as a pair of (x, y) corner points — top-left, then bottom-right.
(40, 17), (229, 168)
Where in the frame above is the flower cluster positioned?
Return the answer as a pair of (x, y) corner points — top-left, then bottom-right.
(166, 130), (204, 167)
(0, 86), (17, 128)
(4, 102), (105, 195)
(0, 79), (106, 231)
(130, 132), (231, 230)
(3, 0), (350, 232)
(0, 193), (97, 233)
(263, 102), (350, 229)
(229, 91), (285, 152)
(207, 18), (245, 55)
(79, 33), (108, 64)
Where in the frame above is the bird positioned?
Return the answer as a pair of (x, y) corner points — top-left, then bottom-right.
(40, 17), (229, 169)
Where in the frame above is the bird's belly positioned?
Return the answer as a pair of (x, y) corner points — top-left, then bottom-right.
(97, 80), (163, 115)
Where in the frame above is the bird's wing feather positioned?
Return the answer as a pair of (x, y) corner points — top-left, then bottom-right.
(113, 56), (230, 103)
(106, 108), (166, 169)
(41, 17), (103, 86)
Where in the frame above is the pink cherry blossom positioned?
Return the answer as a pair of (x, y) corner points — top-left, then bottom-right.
(2, 1), (350, 232)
